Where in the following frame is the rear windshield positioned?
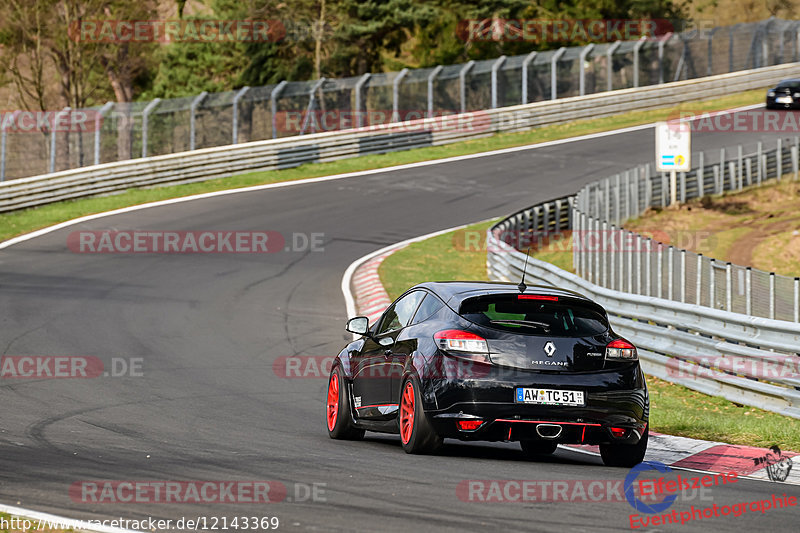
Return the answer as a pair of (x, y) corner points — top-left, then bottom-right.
(778, 81), (800, 89)
(458, 295), (609, 336)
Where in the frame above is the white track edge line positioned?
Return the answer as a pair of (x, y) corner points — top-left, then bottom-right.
(0, 503), (142, 533)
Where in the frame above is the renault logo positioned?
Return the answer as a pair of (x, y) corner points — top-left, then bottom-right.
(544, 341), (556, 357)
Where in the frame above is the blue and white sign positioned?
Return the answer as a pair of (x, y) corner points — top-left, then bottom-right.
(655, 121), (691, 172)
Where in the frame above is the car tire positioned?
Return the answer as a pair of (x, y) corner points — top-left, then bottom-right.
(520, 439), (559, 457)
(599, 426), (648, 467)
(326, 366), (365, 440)
(398, 375), (442, 454)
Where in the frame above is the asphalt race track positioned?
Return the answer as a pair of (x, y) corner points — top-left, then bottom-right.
(1, 112), (798, 532)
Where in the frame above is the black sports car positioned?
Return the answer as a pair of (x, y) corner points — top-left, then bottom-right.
(766, 79), (800, 109)
(326, 281), (649, 467)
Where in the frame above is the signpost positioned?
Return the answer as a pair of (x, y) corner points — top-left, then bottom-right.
(655, 121), (691, 206)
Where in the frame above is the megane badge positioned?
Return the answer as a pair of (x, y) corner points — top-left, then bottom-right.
(544, 341), (556, 357)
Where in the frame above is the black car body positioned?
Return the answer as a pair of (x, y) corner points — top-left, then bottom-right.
(326, 281), (649, 467)
(766, 79), (800, 109)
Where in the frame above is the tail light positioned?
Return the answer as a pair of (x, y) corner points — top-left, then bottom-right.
(605, 338), (637, 360)
(434, 330), (490, 363)
(609, 427), (628, 438)
(457, 419), (484, 431)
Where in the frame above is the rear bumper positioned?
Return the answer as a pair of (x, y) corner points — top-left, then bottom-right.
(422, 363), (648, 445)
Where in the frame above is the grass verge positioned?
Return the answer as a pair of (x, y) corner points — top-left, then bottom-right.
(0, 90), (763, 243)
(378, 219), (800, 450)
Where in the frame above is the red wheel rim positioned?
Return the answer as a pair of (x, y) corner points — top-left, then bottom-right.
(400, 381), (415, 444)
(326, 373), (339, 432)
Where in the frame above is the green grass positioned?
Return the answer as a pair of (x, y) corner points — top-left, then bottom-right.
(0, 89), (763, 243)
(378, 221), (800, 451)
(0, 511), (73, 532)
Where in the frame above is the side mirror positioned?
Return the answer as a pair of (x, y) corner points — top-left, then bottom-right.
(345, 316), (370, 336)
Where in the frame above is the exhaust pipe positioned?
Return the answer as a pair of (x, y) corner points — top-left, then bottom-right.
(536, 423), (563, 439)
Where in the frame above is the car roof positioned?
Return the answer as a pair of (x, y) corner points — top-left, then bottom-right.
(777, 78), (800, 84)
(411, 281), (594, 306)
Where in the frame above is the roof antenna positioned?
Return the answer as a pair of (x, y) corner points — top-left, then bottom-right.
(518, 246), (531, 293)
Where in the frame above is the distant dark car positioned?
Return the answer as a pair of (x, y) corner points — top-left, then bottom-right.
(326, 282), (649, 467)
(766, 79), (800, 109)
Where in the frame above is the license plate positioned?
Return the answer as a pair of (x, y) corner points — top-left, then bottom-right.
(776, 96), (792, 104)
(515, 387), (585, 406)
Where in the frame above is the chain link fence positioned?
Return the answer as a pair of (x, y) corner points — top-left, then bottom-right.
(2, 18), (799, 182)
(572, 136), (800, 323)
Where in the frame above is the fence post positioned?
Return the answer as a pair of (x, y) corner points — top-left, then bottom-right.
(633, 40), (646, 87)
(746, 157), (752, 186)
(657, 33), (673, 84)
(605, 178), (611, 222)
(657, 244), (664, 298)
(609, 226), (616, 290)
(459, 60), (475, 113)
(94, 102), (114, 166)
(624, 171), (630, 221)
(300, 78), (326, 134)
(709, 259), (716, 308)
(745, 267), (752, 316)
(579, 45), (594, 96)
(737, 145), (743, 189)
(713, 165), (720, 195)
(490, 56), (507, 109)
(667, 246), (674, 300)
(795, 277), (799, 322)
(595, 218), (600, 284)
(697, 152), (704, 197)
(1, 110), (21, 181)
(794, 140), (799, 181)
(574, 211), (581, 276)
(645, 239), (652, 296)
(391, 69), (409, 122)
(426, 67), (442, 117)
(602, 221), (608, 287)
(728, 162), (736, 191)
(270, 81), (288, 139)
(719, 148), (725, 192)
(769, 272), (776, 319)
(49, 107), (71, 173)
(614, 174), (621, 224)
(551, 48), (567, 100)
(521, 52), (537, 104)
(141, 98), (161, 158)
(696, 253), (703, 305)
(636, 234), (642, 294)
(680, 249), (686, 303)
(777, 138), (783, 180)
(189, 92), (208, 150)
(757, 141), (763, 183)
(627, 231), (634, 293)
(679, 171), (686, 203)
(582, 213), (589, 281)
(607, 41), (622, 91)
(232, 86), (250, 144)
(354, 73), (372, 127)
(725, 263), (732, 312)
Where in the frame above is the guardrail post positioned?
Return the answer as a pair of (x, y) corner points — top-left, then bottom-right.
(725, 263), (732, 312)
(189, 92), (208, 150)
(554, 199), (562, 231)
(698, 152), (704, 196)
(521, 52), (537, 104)
(719, 148), (725, 192)
(708, 259), (716, 307)
(141, 98), (161, 158)
(746, 157), (752, 186)
(769, 272), (776, 319)
(579, 45), (593, 96)
(777, 138), (783, 180)
(696, 254), (703, 305)
(270, 81), (287, 138)
(355, 73), (371, 127)
(459, 60), (475, 113)
(49, 106), (71, 173)
(574, 210), (580, 275)
(633, 167), (640, 215)
(94, 102), (113, 166)
(757, 141), (763, 183)
(392, 68), (409, 122)
(610, 226), (616, 290)
(633, 40), (646, 88)
(713, 165), (720, 195)
(491, 56), (507, 109)
(604, 178), (611, 221)
(793, 140), (799, 180)
(232, 86), (250, 144)
(300, 78), (326, 134)
(728, 162), (736, 192)
(795, 277), (799, 322)
(582, 213), (589, 281)
(635, 234), (642, 294)
(542, 202), (550, 233)
(594, 218), (600, 284)
(627, 231), (633, 293)
(614, 174), (621, 224)
(746, 267), (752, 316)
(551, 47), (566, 100)
(607, 41), (622, 92)
(426, 67), (441, 117)
(680, 171), (686, 203)
(645, 170), (652, 209)
(623, 171), (630, 221)
(680, 250), (686, 303)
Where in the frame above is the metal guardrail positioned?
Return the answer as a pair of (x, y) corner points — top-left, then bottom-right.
(3, 63), (800, 213)
(1, 18), (797, 182)
(487, 167), (800, 419)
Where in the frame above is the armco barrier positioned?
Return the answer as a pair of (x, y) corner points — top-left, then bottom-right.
(2, 63), (800, 213)
(487, 199), (800, 419)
